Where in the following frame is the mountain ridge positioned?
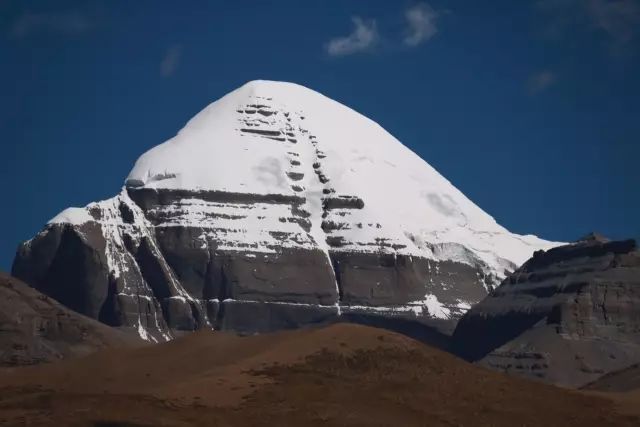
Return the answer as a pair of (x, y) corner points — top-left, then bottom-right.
(452, 236), (640, 388)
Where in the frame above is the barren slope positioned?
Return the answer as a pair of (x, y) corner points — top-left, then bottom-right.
(0, 323), (636, 426)
(0, 272), (141, 366)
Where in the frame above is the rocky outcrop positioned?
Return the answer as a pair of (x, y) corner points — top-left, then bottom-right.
(12, 187), (493, 342)
(0, 272), (140, 366)
(452, 234), (640, 388)
(12, 80), (556, 342)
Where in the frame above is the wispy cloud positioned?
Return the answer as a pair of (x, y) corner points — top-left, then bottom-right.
(9, 10), (93, 39)
(160, 44), (182, 78)
(403, 3), (439, 46)
(325, 17), (378, 57)
(527, 70), (557, 94)
(586, 0), (640, 45)
(535, 0), (640, 52)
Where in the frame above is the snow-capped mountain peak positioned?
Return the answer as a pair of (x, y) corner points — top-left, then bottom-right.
(15, 80), (560, 342)
(125, 79), (558, 275)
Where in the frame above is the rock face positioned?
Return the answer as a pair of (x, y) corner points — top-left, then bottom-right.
(583, 362), (640, 392)
(0, 272), (140, 366)
(12, 80), (556, 342)
(452, 235), (640, 388)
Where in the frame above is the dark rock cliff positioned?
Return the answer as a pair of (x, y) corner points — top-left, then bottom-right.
(12, 187), (494, 343)
(452, 235), (640, 388)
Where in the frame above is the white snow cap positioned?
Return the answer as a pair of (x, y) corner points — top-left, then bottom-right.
(125, 80), (559, 271)
(49, 207), (94, 225)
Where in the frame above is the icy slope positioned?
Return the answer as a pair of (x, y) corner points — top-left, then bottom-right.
(127, 80), (557, 276)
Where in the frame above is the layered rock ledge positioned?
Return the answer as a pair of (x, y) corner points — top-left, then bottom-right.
(453, 234), (640, 387)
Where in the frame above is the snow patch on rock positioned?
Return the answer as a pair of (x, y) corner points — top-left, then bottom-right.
(48, 207), (94, 225)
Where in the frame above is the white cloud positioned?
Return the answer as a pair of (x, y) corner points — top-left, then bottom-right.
(527, 70), (557, 94)
(326, 17), (378, 57)
(10, 10), (93, 38)
(535, 0), (640, 50)
(160, 44), (182, 78)
(403, 3), (439, 46)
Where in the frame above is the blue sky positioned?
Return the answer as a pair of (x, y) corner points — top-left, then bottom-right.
(1, 0), (639, 270)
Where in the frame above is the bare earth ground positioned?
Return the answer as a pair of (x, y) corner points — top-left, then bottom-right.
(0, 323), (638, 427)
(584, 363), (640, 392)
(583, 363), (640, 420)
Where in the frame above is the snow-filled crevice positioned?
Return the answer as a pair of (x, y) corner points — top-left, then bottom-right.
(289, 112), (343, 313)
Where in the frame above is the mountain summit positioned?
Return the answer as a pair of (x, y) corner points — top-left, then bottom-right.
(13, 80), (558, 341)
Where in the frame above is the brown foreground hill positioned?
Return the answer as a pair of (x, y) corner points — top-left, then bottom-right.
(0, 272), (141, 366)
(586, 363), (640, 392)
(582, 363), (640, 420)
(0, 323), (639, 427)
